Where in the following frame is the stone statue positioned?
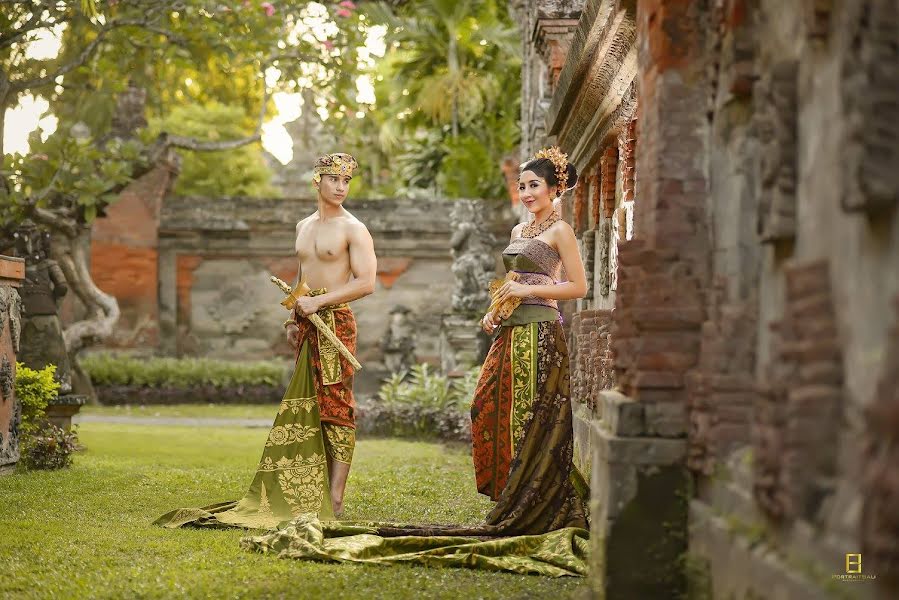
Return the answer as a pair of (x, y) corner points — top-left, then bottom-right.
(10, 221), (73, 393)
(449, 200), (496, 314)
(381, 305), (416, 374)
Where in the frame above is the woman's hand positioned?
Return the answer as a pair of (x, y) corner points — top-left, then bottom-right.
(481, 311), (501, 334)
(493, 280), (530, 306)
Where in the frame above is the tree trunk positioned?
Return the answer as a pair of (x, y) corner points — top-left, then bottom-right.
(51, 226), (121, 356)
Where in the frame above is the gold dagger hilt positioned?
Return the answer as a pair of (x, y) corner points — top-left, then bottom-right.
(270, 276), (363, 372)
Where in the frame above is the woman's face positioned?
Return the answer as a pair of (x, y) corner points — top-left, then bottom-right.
(518, 170), (555, 214)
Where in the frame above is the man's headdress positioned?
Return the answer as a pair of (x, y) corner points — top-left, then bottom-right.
(532, 146), (569, 195)
(312, 153), (358, 184)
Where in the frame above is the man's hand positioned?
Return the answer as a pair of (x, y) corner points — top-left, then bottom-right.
(294, 295), (322, 317)
(285, 322), (300, 349)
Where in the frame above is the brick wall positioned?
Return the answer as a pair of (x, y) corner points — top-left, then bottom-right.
(570, 309), (614, 414)
(88, 163), (176, 348)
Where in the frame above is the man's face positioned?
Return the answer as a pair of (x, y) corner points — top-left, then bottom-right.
(316, 174), (352, 205)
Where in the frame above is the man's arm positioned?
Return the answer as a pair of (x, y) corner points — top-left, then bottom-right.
(304, 222), (377, 311)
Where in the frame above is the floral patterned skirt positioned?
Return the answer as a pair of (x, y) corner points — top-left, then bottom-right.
(469, 320), (588, 534)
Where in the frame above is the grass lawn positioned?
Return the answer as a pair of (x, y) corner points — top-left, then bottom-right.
(0, 422), (585, 599)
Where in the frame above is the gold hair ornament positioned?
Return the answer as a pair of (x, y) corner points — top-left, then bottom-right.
(532, 146), (569, 196)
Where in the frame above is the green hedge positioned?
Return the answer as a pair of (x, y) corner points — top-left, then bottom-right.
(81, 353), (288, 388)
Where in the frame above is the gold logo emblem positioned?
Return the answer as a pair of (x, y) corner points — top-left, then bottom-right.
(833, 553), (875, 582)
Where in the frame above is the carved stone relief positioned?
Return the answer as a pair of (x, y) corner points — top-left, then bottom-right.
(0, 358), (11, 400)
(753, 61), (799, 243)
(840, 0), (899, 213)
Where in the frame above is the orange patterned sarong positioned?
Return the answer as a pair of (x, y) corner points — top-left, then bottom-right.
(293, 302), (357, 429)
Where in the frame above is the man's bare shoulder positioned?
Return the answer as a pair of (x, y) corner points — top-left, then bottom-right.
(339, 211), (372, 234)
(296, 213), (319, 231)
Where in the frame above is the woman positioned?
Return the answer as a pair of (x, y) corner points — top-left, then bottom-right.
(239, 148), (590, 576)
(469, 146), (589, 533)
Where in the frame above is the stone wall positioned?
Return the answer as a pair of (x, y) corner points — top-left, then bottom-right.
(84, 192), (513, 392)
(519, 0), (899, 597)
(0, 256), (24, 474)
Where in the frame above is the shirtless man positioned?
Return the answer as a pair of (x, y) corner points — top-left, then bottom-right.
(285, 152), (377, 516)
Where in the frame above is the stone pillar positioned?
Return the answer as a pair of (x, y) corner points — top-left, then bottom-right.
(588, 0), (710, 596)
(157, 247), (177, 355)
(590, 390), (688, 598)
(0, 256), (25, 474)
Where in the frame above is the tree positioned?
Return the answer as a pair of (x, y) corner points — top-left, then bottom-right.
(328, 0), (521, 199)
(147, 102), (278, 198)
(0, 0), (368, 356)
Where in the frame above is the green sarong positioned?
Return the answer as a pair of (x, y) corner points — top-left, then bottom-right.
(154, 341), (335, 529)
(239, 515), (589, 577)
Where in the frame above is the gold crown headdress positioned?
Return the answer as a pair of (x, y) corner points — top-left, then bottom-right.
(532, 146), (569, 196)
(312, 153), (358, 184)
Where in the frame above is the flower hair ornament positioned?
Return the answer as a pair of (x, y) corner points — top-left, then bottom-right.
(312, 153), (358, 184)
(532, 146), (569, 196)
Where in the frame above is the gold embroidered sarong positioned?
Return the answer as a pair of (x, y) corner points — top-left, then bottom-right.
(154, 339), (336, 529)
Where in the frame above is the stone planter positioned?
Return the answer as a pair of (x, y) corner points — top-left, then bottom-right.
(0, 255), (25, 474)
(45, 394), (87, 431)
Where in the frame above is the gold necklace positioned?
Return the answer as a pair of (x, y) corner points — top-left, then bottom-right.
(521, 210), (560, 238)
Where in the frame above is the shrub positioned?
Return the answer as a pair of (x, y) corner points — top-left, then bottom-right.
(15, 363), (77, 471)
(15, 363), (61, 435)
(81, 353), (287, 388)
(19, 424), (79, 471)
(359, 364), (480, 442)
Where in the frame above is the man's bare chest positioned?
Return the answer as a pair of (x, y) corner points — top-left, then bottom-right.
(295, 223), (349, 262)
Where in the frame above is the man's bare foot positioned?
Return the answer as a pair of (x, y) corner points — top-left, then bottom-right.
(332, 500), (344, 518)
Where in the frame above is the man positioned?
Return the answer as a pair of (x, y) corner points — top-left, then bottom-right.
(155, 153), (376, 530)
(284, 153), (377, 516)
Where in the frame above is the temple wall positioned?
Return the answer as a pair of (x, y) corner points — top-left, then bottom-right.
(518, 0), (899, 597)
(78, 193), (513, 393)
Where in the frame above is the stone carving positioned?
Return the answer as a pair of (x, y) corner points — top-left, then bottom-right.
(381, 305), (416, 375)
(598, 218), (611, 297)
(206, 279), (265, 335)
(754, 61), (798, 243)
(449, 200), (496, 314)
(0, 286), (22, 353)
(11, 222), (73, 393)
(0, 357), (11, 400)
(581, 229), (596, 299)
(840, 0), (899, 213)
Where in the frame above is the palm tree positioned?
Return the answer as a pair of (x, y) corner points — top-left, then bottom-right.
(373, 0), (518, 138)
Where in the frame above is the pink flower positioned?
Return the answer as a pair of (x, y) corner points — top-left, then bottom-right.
(339, 1), (356, 8)
(336, 8), (352, 17)
(261, 2), (275, 16)
(322, 40), (335, 50)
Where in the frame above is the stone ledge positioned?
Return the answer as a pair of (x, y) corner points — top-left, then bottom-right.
(598, 389), (644, 436)
(592, 419), (686, 466)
